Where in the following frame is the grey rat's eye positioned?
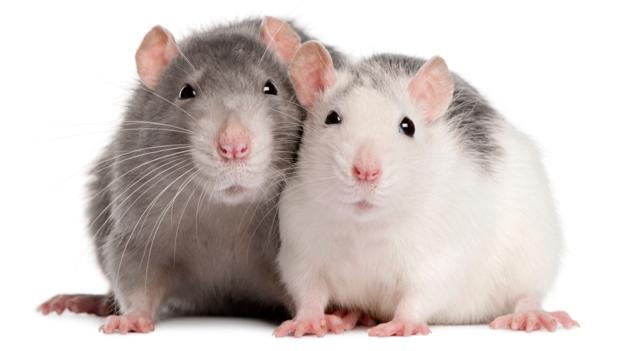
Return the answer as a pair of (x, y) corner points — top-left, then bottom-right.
(178, 84), (197, 100)
(325, 110), (342, 125)
(263, 80), (278, 95)
(399, 116), (415, 137)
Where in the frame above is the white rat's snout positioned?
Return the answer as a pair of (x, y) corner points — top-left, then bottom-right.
(352, 145), (382, 184)
(340, 142), (389, 216)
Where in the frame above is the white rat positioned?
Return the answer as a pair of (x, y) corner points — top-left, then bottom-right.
(274, 41), (578, 337)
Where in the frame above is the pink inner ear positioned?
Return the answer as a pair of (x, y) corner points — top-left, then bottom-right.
(260, 17), (301, 63)
(289, 41), (335, 108)
(135, 26), (178, 89)
(408, 56), (454, 122)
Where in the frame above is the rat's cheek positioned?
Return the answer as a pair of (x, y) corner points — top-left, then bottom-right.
(189, 134), (213, 158)
(190, 118), (216, 146)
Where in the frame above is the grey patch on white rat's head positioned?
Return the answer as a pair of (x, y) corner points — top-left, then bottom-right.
(343, 54), (503, 171)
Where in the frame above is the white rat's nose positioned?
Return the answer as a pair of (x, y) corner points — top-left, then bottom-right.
(352, 147), (382, 183)
(217, 118), (251, 161)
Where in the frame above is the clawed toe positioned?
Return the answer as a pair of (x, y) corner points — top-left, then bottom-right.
(551, 311), (580, 329)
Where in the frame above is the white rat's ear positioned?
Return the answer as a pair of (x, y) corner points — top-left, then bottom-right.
(408, 56), (454, 122)
(260, 16), (301, 63)
(289, 41), (336, 108)
(135, 26), (178, 90)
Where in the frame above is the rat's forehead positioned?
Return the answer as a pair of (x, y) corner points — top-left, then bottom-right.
(336, 86), (404, 119)
(181, 32), (265, 60)
(167, 48), (283, 95)
(179, 33), (282, 79)
(336, 63), (410, 99)
(345, 53), (427, 93)
(331, 68), (408, 108)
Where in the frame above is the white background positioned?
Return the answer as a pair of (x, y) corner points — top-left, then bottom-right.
(1, 0), (622, 350)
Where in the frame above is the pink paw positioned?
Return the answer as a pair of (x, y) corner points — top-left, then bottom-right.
(38, 294), (115, 317)
(100, 314), (154, 334)
(331, 309), (376, 330)
(490, 310), (579, 332)
(273, 314), (347, 337)
(368, 320), (431, 337)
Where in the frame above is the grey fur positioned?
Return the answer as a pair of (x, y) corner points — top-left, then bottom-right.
(88, 18), (340, 320)
(344, 54), (502, 170)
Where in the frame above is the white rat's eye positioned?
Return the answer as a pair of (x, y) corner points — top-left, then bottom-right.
(178, 84), (197, 100)
(399, 116), (415, 137)
(263, 80), (278, 95)
(325, 110), (342, 125)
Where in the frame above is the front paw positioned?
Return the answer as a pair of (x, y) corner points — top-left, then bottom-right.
(100, 314), (154, 334)
(273, 314), (348, 337)
(368, 320), (431, 337)
(330, 309), (376, 329)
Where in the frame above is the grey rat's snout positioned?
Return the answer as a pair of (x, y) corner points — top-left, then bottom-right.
(215, 117), (252, 162)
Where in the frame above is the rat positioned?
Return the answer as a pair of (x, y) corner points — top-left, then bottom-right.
(273, 41), (579, 337)
(38, 17), (344, 334)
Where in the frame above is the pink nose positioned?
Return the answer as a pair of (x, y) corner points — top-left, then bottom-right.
(217, 119), (251, 161)
(218, 140), (250, 160)
(352, 162), (382, 183)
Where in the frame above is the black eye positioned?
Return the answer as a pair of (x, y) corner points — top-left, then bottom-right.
(399, 116), (415, 137)
(178, 84), (197, 100)
(325, 110), (342, 125)
(263, 80), (278, 95)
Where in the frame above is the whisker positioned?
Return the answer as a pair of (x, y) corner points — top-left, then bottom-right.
(115, 163), (195, 288)
(144, 168), (200, 287)
(172, 173), (204, 266)
(122, 120), (194, 134)
(88, 148), (193, 230)
(92, 154), (193, 241)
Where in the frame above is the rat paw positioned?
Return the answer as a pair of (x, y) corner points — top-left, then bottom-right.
(490, 310), (579, 332)
(368, 320), (431, 337)
(38, 294), (115, 317)
(100, 314), (154, 334)
(331, 309), (376, 329)
(273, 314), (349, 337)
(273, 317), (326, 338)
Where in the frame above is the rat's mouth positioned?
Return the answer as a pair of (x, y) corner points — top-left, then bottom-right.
(223, 185), (247, 196)
(353, 200), (375, 211)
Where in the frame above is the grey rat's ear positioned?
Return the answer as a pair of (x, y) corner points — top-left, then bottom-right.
(135, 26), (178, 90)
(408, 56), (454, 122)
(289, 41), (336, 108)
(260, 16), (301, 63)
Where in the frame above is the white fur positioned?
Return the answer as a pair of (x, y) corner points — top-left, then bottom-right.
(277, 70), (561, 324)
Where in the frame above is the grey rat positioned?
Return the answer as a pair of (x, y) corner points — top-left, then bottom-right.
(38, 17), (344, 334)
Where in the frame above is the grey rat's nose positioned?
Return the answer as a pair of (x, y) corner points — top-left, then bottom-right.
(217, 118), (251, 161)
